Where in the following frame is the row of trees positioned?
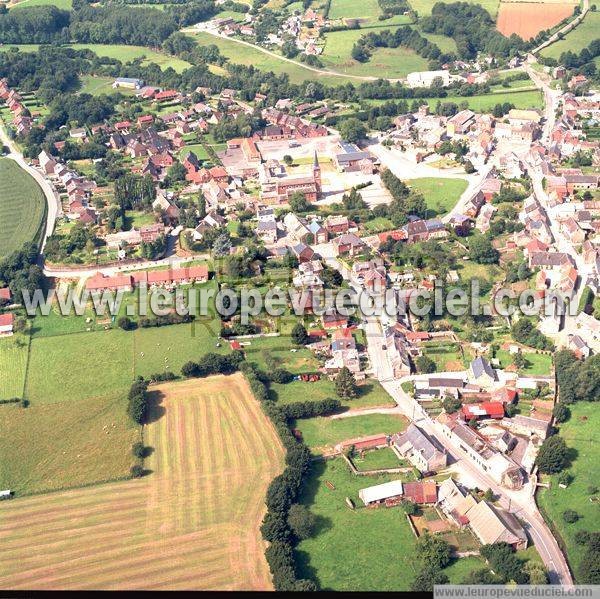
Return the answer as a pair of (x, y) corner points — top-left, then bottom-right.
(0, 242), (45, 304)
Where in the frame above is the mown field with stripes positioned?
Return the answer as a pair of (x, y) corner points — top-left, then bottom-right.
(0, 374), (284, 590)
(0, 158), (47, 258)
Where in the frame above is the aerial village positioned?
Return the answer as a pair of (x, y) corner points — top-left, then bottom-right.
(0, 1), (599, 589)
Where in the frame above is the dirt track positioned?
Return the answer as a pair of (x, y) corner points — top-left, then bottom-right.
(0, 374), (284, 590)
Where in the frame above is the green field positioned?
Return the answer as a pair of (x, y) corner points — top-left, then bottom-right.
(328, 0), (380, 20)
(408, 0), (500, 18)
(78, 75), (136, 96)
(25, 329), (135, 404)
(190, 32), (355, 86)
(424, 89), (544, 112)
(296, 459), (483, 590)
(0, 158), (47, 258)
(537, 401), (600, 580)
(495, 350), (553, 376)
(0, 392), (139, 496)
(0, 334), (29, 399)
(353, 446), (405, 470)
(540, 11), (600, 60)
(408, 177), (468, 217)
(272, 378), (396, 409)
(10, 0), (72, 8)
(321, 28), (429, 79)
(292, 412), (407, 453)
(0, 43), (192, 72)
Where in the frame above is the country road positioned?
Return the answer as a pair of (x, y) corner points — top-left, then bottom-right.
(532, 0), (590, 55)
(192, 26), (398, 82)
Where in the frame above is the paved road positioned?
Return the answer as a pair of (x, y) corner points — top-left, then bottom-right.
(0, 121), (61, 255)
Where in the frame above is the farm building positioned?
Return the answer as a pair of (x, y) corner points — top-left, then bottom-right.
(0, 313), (15, 335)
(359, 480), (404, 507)
(461, 402), (505, 421)
(465, 500), (528, 551)
(113, 77), (144, 90)
(337, 433), (389, 453)
(392, 423), (447, 473)
(437, 478), (477, 527)
(402, 481), (438, 504)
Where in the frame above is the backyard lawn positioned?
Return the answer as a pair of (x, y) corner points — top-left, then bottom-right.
(292, 413), (407, 454)
(408, 177), (468, 217)
(537, 401), (599, 581)
(295, 458), (420, 590)
(495, 350), (553, 376)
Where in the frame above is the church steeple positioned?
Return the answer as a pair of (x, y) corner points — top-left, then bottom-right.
(313, 150), (321, 196)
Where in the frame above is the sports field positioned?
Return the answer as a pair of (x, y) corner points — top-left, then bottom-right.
(540, 10), (600, 59)
(0, 158), (47, 258)
(497, 2), (576, 40)
(0, 374), (284, 590)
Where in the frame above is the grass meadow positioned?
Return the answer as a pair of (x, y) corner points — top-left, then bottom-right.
(0, 334), (29, 398)
(0, 392), (139, 495)
(540, 11), (600, 60)
(321, 28), (429, 78)
(0, 158), (47, 258)
(537, 401), (600, 580)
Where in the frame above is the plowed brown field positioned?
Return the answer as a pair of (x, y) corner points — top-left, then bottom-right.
(0, 374), (284, 590)
(497, 2), (576, 40)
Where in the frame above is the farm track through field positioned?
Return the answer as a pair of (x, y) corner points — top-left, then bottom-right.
(0, 374), (284, 590)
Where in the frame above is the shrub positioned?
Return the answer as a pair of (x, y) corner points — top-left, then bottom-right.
(130, 464), (144, 478)
(132, 442), (146, 459)
(562, 510), (579, 523)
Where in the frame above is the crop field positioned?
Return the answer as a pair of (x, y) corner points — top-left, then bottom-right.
(0, 158), (47, 258)
(321, 28), (429, 79)
(408, 177), (468, 217)
(540, 11), (600, 59)
(0, 374), (284, 590)
(496, 1), (577, 41)
(0, 334), (29, 399)
(0, 392), (138, 496)
(537, 401), (599, 580)
(292, 412), (407, 454)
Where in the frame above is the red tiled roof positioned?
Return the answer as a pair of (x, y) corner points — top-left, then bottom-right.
(0, 313), (14, 327)
(0, 288), (11, 301)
